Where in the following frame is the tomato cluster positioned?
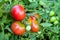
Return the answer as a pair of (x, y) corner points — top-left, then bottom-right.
(49, 11), (59, 25)
(10, 5), (40, 35)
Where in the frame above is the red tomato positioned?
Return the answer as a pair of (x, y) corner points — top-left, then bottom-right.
(30, 16), (39, 32)
(11, 21), (25, 35)
(11, 5), (26, 21)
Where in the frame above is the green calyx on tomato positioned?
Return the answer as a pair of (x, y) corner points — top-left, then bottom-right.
(11, 5), (26, 21)
(49, 11), (55, 16)
(11, 21), (25, 35)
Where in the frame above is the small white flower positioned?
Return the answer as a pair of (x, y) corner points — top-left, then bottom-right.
(26, 25), (31, 31)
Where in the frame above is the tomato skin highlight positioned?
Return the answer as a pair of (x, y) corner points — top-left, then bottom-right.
(11, 21), (25, 35)
(11, 5), (26, 21)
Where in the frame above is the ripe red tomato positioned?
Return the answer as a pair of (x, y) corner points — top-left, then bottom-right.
(30, 16), (39, 32)
(11, 21), (25, 35)
(11, 5), (26, 21)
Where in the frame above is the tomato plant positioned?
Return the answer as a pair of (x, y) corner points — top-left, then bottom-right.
(0, 0), (60, 40)
(11, 5), (26, 21)
(11, 21), (25, 35)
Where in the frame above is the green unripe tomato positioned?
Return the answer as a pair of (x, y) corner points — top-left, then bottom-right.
(49, 11), (55, 16)
(50, 16), (56, 22)
(54, 20), (59, 25)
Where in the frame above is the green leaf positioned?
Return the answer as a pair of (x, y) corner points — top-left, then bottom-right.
(29, 0), (36, 2)
(4, 34), (9, 40)
(41, 22), (52, 27)
(0, 0), (2, 2)
(0, 13), (3, 17)
(50, 27), (59, 33)
(21, 37), (25, 40)
(1, 16), (7, 23)
(29, 2), (38, 9)
(51, 35), (59, 40)
(5, 25), (13, 33)
(0, 32), (4, 40)
(22, 0), (30, 5)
